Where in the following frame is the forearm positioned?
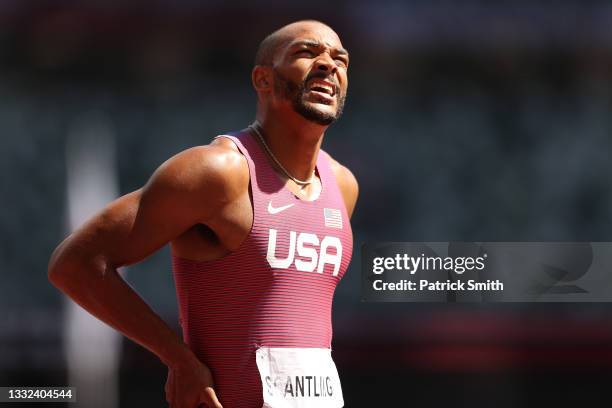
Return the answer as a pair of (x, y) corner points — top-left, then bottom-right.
(48, 245), (195, 369)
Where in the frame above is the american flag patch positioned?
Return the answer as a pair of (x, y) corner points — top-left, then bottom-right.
(324, 208), (343, 229)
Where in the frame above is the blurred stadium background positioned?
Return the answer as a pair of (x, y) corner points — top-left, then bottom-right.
(2, 0), (612, 406)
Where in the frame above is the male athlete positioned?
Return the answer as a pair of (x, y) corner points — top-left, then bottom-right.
(48, 20), (357, 408)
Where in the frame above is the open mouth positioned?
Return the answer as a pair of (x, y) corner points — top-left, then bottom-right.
(306, 79), (336, 103)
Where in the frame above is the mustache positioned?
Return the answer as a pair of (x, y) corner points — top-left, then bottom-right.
(304, 72), (339, 94)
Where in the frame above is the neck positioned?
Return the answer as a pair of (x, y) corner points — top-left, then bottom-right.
(254, 111), (327, 182)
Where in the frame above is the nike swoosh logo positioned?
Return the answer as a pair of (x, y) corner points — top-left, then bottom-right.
(268, 201), (295, 214)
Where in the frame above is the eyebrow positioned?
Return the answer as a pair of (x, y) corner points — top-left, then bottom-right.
(289, 40), (350, 57)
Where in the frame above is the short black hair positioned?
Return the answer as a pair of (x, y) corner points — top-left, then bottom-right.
(254, 29), (286, 66)
(254, 20), (330, 66)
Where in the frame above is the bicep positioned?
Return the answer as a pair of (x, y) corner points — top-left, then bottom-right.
(63, 163), (212, 268)
(338, 166), (359, 219)
(67, 182), (200, 269)
(344, 175), (359, 219)
(328, 157), (359, 220)
(54, 145), (244, 270)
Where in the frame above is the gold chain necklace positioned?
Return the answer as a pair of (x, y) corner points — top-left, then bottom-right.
(248, 121), (314, 186)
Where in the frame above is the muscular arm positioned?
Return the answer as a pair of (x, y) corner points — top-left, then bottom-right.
(329, 157), (359, 219)
(48, 144), (247, 380)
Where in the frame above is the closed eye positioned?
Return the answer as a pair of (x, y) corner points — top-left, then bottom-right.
(295, 49), (315, 57)
(335, 58), (348, 67)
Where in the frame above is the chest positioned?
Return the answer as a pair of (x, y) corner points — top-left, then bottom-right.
(172, 187), (352, 276)
(249, 191), (353, 280)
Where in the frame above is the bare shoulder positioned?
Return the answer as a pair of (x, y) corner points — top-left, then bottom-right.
(141, 136), (250, 227)
(152, 137), (249, 201)
(324, 151), (359, 218)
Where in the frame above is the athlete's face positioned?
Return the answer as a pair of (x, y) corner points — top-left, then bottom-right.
(271, 24), (349, 126)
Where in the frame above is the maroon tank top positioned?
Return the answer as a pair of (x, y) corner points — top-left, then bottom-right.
(172, 128), (353, 407)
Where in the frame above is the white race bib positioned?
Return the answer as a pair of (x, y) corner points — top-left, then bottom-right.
(255, 347), (344, 408)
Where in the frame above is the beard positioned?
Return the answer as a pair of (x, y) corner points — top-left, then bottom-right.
(273, 68), (346, 126)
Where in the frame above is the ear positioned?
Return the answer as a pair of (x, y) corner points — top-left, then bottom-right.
(252, 65), (272, 93)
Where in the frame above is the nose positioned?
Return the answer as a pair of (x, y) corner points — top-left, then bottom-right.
(315, 53), (337, 74)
